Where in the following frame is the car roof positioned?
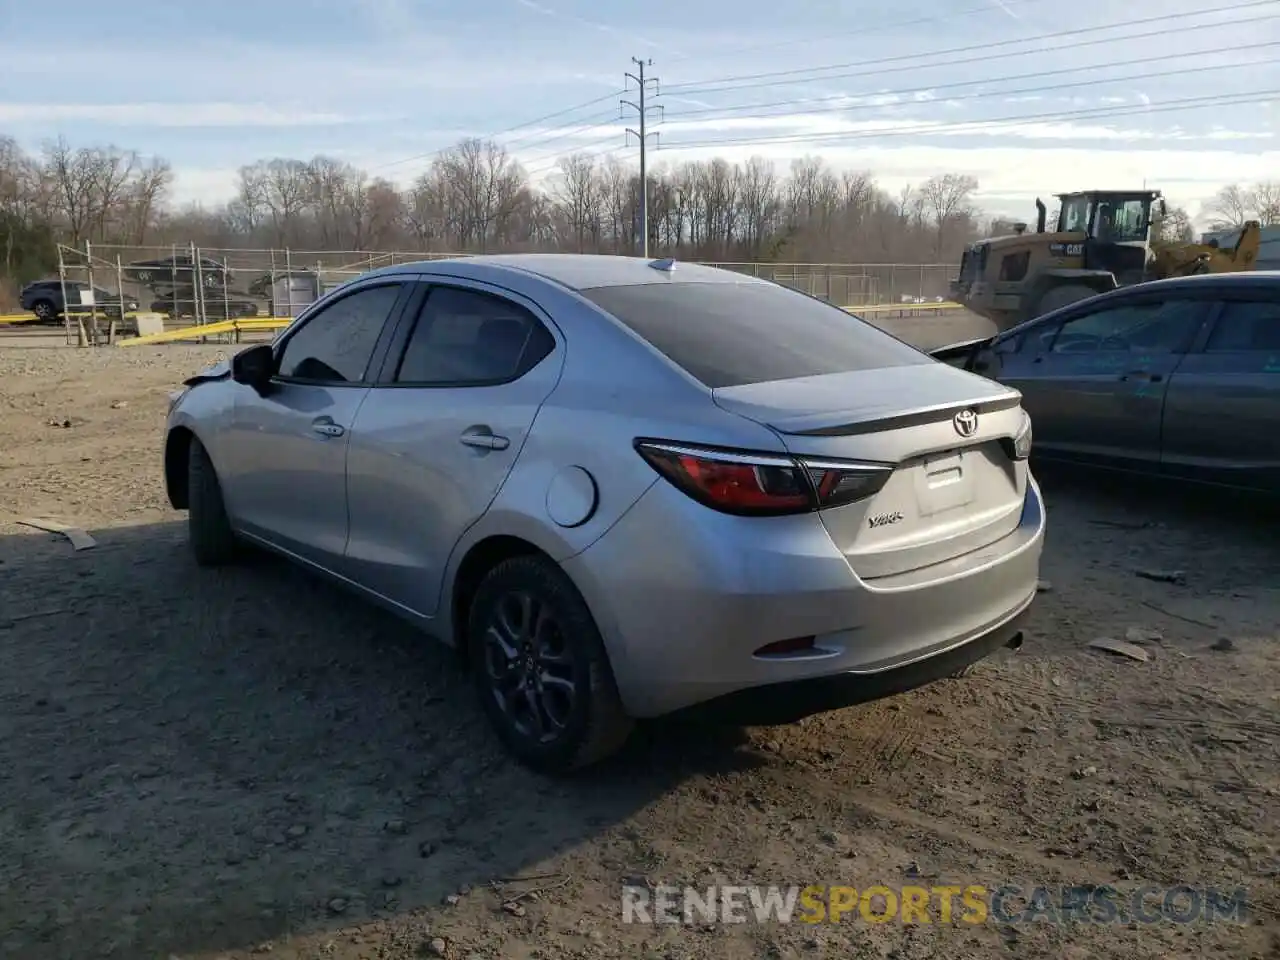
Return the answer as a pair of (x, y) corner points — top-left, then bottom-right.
(364, 253), (767, 291)
(1004, 271), (1280, 337)
(1111, 270), (1280, 293)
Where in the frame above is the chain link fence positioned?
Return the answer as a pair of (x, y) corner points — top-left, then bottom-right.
(703, 262), (956, 307)
(33, 244), (958, 343)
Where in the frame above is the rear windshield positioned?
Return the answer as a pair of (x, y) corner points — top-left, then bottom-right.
(580, 281), (929, 388)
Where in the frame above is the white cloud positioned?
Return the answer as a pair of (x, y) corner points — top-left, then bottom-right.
(169, 168), (243, 208)
(0, 102), (383, 128)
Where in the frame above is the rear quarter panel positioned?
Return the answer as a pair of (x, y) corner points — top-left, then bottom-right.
(433, 283), (792, 649)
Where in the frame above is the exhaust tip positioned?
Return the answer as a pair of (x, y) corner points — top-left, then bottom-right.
(1005, 631), (1024, 652)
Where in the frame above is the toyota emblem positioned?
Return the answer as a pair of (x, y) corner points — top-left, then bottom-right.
(953, 409), (978, 437)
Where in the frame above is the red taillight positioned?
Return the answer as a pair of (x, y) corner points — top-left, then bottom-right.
(635, 440), (892, 517)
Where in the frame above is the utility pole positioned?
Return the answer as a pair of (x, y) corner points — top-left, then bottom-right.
(622, 57), (662, 258)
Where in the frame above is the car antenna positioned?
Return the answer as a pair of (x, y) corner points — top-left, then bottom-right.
(648, 258), (676, 272)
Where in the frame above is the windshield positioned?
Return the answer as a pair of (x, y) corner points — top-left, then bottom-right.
(1091, 197), (1149, 243)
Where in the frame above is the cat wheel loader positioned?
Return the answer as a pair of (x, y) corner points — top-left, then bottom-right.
(949, 189), (1262, 332)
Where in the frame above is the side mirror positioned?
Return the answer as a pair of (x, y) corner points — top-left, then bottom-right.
(231, 343), (275, 394)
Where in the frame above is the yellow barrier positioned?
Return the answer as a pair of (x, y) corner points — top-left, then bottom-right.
(116, 316), (293, 347)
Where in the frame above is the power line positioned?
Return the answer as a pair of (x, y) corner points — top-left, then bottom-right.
(493, 109), (622, 160)
(662, 48), (1278, 130)
(662, 0), (1278, 95)
(657, 91), (1277, 151)
(665, 40), (1279, 121)
(665, 0), (1059, 64)
(519, 136), (629, 178)
(517, 85), (1273, 179)
(369, 89), (625, 173)
(667, 12), (1276, 100)
(521, 142), (631, 180)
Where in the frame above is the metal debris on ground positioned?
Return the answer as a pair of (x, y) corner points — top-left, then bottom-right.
(1134, 568), (1187, 585)
(1088, 638), (1151, 662)
(16, 517), (96, 551)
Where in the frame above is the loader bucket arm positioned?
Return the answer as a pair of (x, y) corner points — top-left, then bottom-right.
(1231, 221), (1262, 268)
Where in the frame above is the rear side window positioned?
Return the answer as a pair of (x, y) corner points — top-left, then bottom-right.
(579, 281), (928, 388)
(1205, 299), (1280, 351)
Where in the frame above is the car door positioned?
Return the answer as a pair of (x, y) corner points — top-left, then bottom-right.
(220, 279), (411, 569)
(1159, 292), (1280, 492)
(343, 279), (563, 618)
(998, 295), (1211, 468)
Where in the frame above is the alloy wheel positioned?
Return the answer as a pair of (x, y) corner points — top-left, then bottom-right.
(480, 590), (579, 744)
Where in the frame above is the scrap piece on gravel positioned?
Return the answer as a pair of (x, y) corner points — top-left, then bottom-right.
(16, 517), (96, 551)
(1124, 626), (1164, 645)
(1089, 637), (1150, 662)
(1134, 567), (1186, 585)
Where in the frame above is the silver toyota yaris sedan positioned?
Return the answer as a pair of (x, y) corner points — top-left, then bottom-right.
(164, 254), (1044, 773)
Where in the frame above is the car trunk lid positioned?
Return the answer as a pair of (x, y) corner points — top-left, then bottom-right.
(713, 363), (1029, 580)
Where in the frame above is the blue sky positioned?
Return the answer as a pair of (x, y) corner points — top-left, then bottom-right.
(0, 0), (1275, 224)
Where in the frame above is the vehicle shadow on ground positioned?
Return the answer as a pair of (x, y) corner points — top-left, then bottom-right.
(1032, 459), (1280, 540)
(1030, 460), (1280, 639)
(0, 520), (766, 959)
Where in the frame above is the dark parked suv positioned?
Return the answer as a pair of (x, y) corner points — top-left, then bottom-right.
(19, 280), (139, 323)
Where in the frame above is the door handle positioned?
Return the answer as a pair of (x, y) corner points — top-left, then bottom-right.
(459, 431), (510, 450)
(311, 416), (345, 438)
(1120, 371), (1163, 383)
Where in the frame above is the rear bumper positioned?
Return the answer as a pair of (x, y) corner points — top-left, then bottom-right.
(564, 473), (1046, 719)
(668, 596), (1030, 725)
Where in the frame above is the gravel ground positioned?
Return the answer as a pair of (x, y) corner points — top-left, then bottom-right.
(0, 329), (1277, 960)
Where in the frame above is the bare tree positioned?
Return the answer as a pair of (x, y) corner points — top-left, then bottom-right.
(1249, 181), (1280, 226)
(38, 129), (1261, 309)
(551, 153), (601, 252)
(919, 173), (979, 258)
(1206, 184), (1252, 230)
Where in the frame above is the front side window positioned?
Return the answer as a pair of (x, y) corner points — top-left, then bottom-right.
(1049, 299), (1202, 354)
(1059, 196), (1090, 233)
(394, 285), (554, 385)
(276, 283), (402, 383)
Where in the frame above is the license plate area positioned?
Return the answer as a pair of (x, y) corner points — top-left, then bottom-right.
(913, 448), (974, 516)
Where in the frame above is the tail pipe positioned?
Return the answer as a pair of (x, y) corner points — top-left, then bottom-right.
(1035, 199), (1047, 234)
(1006, 631), (1024, 652)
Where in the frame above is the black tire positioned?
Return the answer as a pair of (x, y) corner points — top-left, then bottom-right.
(467, 556), (633, 773)
(187, 437), (239, 566)
(32, 300), (56, 322)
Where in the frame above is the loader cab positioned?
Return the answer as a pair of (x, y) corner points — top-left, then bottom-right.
(1055, 189), (1162, 285)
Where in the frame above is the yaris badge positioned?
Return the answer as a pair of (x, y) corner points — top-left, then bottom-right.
(953, 409), (978, 437)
